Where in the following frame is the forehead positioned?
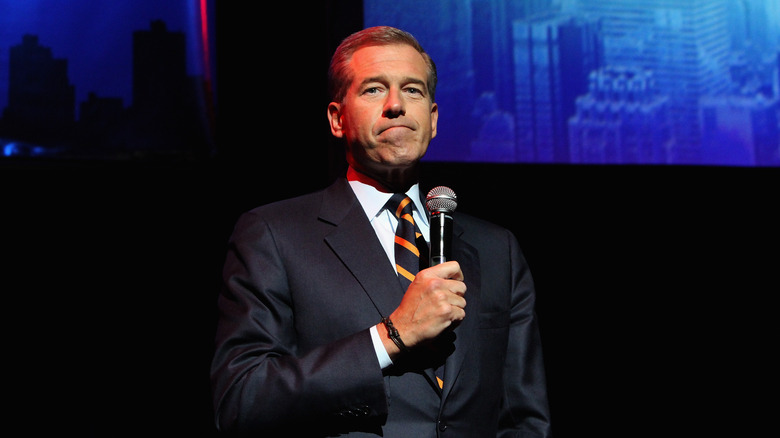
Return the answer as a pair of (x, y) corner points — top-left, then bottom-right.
(348, 44), (428, 82)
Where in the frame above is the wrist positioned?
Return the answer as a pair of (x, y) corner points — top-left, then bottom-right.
(381, 316), (410, 354)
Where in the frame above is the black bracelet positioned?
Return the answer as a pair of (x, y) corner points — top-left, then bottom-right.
(381, 316), (410, 353)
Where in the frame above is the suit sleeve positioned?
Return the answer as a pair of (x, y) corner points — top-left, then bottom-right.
(210, 211), (388, 433)
(498, 229), (553, 437)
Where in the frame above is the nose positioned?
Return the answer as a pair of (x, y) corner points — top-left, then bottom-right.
(383, 88), (405, 118)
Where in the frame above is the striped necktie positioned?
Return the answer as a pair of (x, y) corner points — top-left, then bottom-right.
(387, 193), (444, 388)
(387, 193), (421, 290)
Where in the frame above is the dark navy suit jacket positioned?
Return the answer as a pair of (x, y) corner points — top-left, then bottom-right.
(210, 177), (552, 437)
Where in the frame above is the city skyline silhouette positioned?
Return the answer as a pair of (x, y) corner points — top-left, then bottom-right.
(0, 19), (214, 159)
(0, 1), (211, 112)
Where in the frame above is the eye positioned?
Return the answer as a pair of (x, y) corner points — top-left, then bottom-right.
(404, 86), (424, 97)
(363, 86), (384, 96)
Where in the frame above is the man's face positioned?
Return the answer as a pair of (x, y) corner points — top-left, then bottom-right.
(328, 44), (438, 180)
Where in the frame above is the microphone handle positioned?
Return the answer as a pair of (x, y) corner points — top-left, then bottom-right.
(429, 212), (453, 266)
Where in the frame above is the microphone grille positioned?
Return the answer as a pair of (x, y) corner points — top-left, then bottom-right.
(426, 186), (458, 213)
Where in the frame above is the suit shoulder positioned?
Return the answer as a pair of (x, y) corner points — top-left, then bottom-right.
(246, 189), (326, 219)
(453, 210), (519, 247)
(228, 190), (328, 244)
(454, 211), (509, 234)
(236, 178), (351, 228)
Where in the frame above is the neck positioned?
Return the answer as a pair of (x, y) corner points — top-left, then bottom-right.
(346, 165), (418, 193)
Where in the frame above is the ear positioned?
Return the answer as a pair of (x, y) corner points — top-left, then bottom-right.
(430, 102), (438, 139)
(327, 102), (344, 138)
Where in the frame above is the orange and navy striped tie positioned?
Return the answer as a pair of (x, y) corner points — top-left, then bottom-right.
(387, 193), (421, 290)
(387, 194), (444, 388)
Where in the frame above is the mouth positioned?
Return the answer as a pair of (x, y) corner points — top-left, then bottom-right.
(377, 124), (414, 136)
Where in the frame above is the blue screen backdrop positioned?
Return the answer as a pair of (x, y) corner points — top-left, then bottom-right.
(365, 0), (780, 167)
(0, 0), (216, 160)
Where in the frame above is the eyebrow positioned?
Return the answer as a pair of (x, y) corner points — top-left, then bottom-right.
(359, 76), (427, 90)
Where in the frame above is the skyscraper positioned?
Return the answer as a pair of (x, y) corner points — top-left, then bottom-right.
(569, 66), (672, 164)
(513, 12), (603, 162)
(700, 93), (780, 166)
(3, 35), (75, 144)
(129, 19), (204, 154)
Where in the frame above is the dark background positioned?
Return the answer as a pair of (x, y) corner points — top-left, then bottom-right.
(2, 1), (776, 436)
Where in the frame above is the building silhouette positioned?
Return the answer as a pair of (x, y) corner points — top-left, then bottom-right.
(513, 12), (603, 162)
(2, 35), (76, 146)
(78, 92), (127, 153)
(470, 92), (516, 162)
(701, 93), (780, 166)
(126, 19), (209, 156)
(569, 66), (672, 164)
(471, 0), (556, 113)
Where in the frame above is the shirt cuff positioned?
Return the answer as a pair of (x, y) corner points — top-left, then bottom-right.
(370, 324), (393, 369)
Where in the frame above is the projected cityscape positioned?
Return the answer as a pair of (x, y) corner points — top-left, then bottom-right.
(365, 0), (780, 167)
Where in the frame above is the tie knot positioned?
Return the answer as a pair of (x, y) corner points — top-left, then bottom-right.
(387, 193), (414, 220)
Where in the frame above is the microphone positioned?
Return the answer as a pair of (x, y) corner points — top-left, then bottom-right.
(425, 186), (457, 266)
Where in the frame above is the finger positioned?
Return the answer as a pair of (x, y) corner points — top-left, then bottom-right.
(448, 294), (467, 309)
(440, 281), (467, 308)
(428, 260), (464, 281)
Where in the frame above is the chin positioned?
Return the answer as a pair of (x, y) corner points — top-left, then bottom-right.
(389, 146), (427, 163)
(384, 156), (422, 170)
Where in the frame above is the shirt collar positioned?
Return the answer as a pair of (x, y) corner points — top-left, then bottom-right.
(346, 167), (428, 227)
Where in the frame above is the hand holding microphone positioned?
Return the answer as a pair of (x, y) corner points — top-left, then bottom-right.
(386, 186), (465, 354)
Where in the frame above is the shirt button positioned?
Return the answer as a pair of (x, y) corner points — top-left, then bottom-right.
(438, 420), (447, 432)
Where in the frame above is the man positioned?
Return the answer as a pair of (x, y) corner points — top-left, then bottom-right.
(210, 26), (552, 436)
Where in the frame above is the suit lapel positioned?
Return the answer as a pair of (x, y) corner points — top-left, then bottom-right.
(440, 220), (481, 401)
(414, 219), (482, 399)
(320, 179), (404, 318)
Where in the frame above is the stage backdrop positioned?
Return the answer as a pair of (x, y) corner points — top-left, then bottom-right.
(365, 0), (780, 167)
(0, 0), (215, 160)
